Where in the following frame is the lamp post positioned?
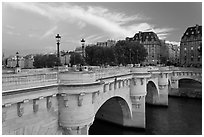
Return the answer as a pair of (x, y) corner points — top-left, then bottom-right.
(64, 54), (67, 65)
(64, 51), (68, 66)
(81, 38), (86, 58)
(55, 34), (61, 66)
(16, 52), (19, 67)
(129, 48), (132, 64)
(136, 49), (138, 64)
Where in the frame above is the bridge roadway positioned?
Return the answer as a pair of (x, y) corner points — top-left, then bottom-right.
(2, 66), (202, 135)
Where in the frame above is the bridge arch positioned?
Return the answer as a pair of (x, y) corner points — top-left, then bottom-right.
(178, 78), (202, 88)
(90, 96), (132, 134)
(146, 81), (159, 105)
(168, 79), (171, 90)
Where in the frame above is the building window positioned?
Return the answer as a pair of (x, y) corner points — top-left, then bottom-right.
(198, 56), (201, 61)
(191, 56), (194, 61)
(184, 48), (187, 51)
(191, 47), (193, 50)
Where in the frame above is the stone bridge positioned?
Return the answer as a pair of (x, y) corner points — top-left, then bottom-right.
(2, 67), (202, 135)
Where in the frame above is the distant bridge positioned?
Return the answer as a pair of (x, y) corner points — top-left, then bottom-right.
(2, 66), (201, 135)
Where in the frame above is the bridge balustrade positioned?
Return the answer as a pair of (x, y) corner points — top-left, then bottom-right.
(94, 67), (131, 79)
(2, 72), (58, 91)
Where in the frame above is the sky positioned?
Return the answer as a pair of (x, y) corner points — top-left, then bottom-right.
(2, 2), (202, 57)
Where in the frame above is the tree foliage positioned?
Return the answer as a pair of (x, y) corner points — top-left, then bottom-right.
(113, 40), (148, 65)
(84, 40), (148, 66)
(85, 45), (115, 66)
(33, 54), (58, 68)
(70, 52), (85, 66)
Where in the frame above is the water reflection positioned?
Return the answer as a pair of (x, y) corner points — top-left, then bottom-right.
(89, 97), (202, 135)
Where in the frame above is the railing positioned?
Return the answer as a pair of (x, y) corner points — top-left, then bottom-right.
(94, 67), (131, 79)
(168, 67), (202, 72)
(2, 72), (58, 91)
(2, 66), (201, 91)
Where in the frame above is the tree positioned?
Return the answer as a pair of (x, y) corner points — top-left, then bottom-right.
(114, 40), (148, 65)
(70, 52), (84, 66)
(85, 45), (116, 66)
(46, 54), (58, 67)
(160, 56), (168, 65)
(33, 54), (58, 68)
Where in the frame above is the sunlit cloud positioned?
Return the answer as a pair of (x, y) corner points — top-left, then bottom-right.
(41, 26), (58, 39)
(6, 2), (176, 42)
(86, 34), (106, 44)
(166, 40), (180, 46)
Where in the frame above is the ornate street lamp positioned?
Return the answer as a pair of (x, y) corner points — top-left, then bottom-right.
(55, 34), (61, 66)
(136, 49), (139, 64)
(129, 48), (132, 64)
(81, 38), (85, 58)
(16, 52), (19, 67)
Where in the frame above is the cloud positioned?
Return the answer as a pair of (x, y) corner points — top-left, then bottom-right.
(77, 21), (86, 29)
(6, 30), (21, 36)
(86, 34), (105, 44)
(86, 6), (147, 25)
(28, 33), (38, 38)
(5, 25), (15, 30)
(166, 40), (180, 46)
(41, 26), (58, 39)
(6, 2), (175, 41)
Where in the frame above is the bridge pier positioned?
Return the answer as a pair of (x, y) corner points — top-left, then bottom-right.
(156, 85), (168, 106)
(171, 79), (179, 89)
(124, 95), (145, 128)
(62, 124), (91, 135)
(156, 72), (170, 106)
(58, 91), (96, 135)
(129, 74), (150, 128)
(58, 72), (103, 135)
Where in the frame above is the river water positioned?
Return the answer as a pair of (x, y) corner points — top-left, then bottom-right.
(89, 97), (202, 135)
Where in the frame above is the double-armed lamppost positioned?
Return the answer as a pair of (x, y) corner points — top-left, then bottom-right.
(55, 34), (61, 66)
(16, 52), (19, 67)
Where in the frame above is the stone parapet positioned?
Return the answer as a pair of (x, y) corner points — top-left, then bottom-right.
(2, 72), (58, 91)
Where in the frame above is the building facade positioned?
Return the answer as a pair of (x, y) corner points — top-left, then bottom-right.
(96, 40), (116, 47)
(180, 25), (202, 67)
(126, 31), (161, 65)
(166, 42), (180, 64)
(160, 40), (180, 65)
(7, 56), (25, 68)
